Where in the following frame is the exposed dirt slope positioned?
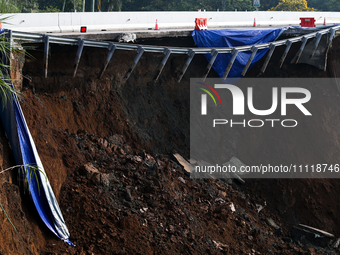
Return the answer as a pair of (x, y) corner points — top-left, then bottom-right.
(0, 36), (340, 254)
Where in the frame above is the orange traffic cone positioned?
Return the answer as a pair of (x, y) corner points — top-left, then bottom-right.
(324, 17), (326, 25)
(155, 19), (159, 30)
(253, 18), (256, 27)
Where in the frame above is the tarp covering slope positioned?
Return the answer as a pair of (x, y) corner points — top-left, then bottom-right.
(192, 28), (285, 78)
(0, 80), (73, 245)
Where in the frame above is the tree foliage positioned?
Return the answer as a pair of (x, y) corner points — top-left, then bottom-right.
(0, 0), (338, 13)
(122, 0), (254, 11)
(101, 0), (125, 11)
(259, 0), (280, 11)
(0, 0), (257, 12)
(38, 0), (83, 12)
(307, 0), (340, 11)
(0, 0), (20, 13)
(270, 0), (315, 11)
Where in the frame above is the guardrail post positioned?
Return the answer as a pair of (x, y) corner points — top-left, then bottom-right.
(73, 38), (85, 78)
(123, 46), (145, 82)
(242, 46), (258, 76)
(279, 40), (292, 68)
(327, 28), (336, 51)
(43, 35), (50, 78)
(99, 43), (116, 79)
(202, 49), (218, 81)
(310, 32), (322, 59)
(178, 49), (195, 83)
(223, 48), (238, 79)
(309, 33), (322, 59)
(260, 43), (275, 75)
(154, 48), (171, 81)
(292, 36), (308, 64)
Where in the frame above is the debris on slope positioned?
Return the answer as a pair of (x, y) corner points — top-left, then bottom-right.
(41, 131), (340, 255)
(10, 40), (340, 255)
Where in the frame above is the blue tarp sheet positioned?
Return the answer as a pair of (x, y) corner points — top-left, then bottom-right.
(192, 28), (285, 78)
(0, 78), (73, 245)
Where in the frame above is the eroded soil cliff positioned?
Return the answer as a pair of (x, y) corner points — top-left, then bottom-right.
(0, 36), (340, 254)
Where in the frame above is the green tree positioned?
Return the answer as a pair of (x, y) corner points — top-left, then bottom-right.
(38, 0), (82, 12)
(0, 0), (40, 13)
(18, 0), (39, 12)
(307, 0), (340, 11)
(122, 0), (254, 11)
(270, 0), (315, 11)
(230, 0), (254, 11)
(101, 0), (126, 11)
(0, 0), (20, 13)
(260, 0), (280, 10)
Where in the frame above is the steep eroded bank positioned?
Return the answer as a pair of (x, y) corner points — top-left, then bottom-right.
(0, 36), (340, 254)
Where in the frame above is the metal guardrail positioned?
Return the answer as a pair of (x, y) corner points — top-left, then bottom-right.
(7, 25), (340, 81)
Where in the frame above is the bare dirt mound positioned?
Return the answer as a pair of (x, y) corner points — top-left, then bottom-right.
(0, 37), (340, 254)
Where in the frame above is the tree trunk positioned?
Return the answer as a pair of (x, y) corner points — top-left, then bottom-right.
(62, 0), (66, 12)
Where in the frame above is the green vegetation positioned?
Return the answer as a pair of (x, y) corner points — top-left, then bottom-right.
(0, 34), (20, 108)
(0, 0), (20, 13)
(0, 0), (257, 12)
(0, 164), (47, 193)
(308, 0), (340, 11)
(0, 21), (46, 249)
(270, 0), (316, 11)
(262, 0), (339, 11)
(0, 0), (337, 15)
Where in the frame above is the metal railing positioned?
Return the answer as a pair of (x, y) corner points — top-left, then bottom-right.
(7, 25), (340, 82)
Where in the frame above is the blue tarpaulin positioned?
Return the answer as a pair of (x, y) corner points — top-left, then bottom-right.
(0, 78), (73, 245)
(192, 28), (285, 78)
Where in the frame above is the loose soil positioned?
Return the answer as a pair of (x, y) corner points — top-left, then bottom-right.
(0, 36), (340, 255)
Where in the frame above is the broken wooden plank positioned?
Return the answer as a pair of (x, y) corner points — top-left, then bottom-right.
(173, 153), (191, 173)
(291, 224), (334, 248)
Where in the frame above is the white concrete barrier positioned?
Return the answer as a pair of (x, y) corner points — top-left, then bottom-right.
(2, 11), (340, 33)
